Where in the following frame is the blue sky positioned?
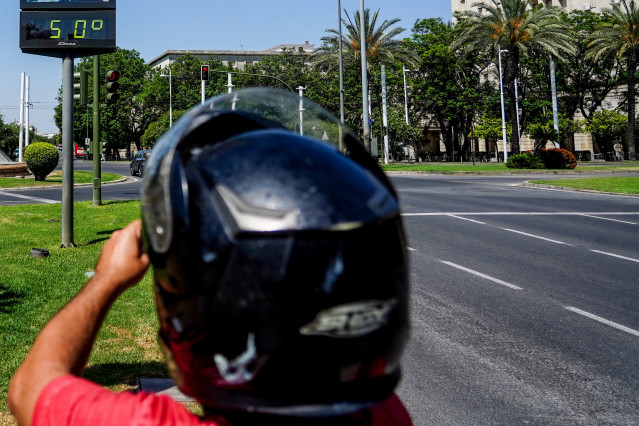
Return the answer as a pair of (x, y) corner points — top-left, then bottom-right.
(2, 1), (452, 135)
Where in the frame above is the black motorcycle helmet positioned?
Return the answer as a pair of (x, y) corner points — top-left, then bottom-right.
(141, 88), (409, 418)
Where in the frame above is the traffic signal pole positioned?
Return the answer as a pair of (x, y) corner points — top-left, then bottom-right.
(93, 55), (102, 206)
(61, 55), (75, 247)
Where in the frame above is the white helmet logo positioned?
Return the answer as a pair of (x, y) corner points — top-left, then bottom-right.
(300, 299), (397, 338)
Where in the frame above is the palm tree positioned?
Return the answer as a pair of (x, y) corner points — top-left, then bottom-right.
(587, 0), (639, 160)
(314, 8), (418, 70)
(453, 0), (575, 153)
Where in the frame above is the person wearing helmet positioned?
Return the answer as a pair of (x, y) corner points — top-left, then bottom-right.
(9, 89), (412, 426)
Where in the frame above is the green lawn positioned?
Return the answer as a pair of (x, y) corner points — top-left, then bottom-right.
(380, 161), (639, 174)
(0, 171), (121, 188)
(529, 176), (639, 194)
(0, 201), (166, 420)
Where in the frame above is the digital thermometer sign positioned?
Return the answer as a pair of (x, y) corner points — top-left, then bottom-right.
(20, 10), (116, 56)
(20, 0), (116, 10)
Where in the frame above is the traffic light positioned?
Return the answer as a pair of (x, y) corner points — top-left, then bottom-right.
(106, 70), (120, 104)
(201, 65), (209, 81)
(73, 70), (88, 105)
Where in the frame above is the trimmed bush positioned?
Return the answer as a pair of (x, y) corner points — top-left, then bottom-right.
(24, 142), (59, 181)
(506, 153), (545, 169)
(538, 148), (577, 169)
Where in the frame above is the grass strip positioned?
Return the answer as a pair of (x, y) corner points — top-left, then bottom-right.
(529, 177), (639, 194)
(0, 201), (165, 420)
(0, 171), (122, 189)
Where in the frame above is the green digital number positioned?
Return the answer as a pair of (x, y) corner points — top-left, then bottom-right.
(49, 20), (61, 39)
(74, 20), (87, 39)
(92, 20), (103, 31)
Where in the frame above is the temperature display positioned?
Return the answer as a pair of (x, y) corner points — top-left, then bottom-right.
(20, 0), (116, 10)
(20, 10), (116, 56)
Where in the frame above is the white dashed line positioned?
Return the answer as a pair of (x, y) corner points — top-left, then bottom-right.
(440, 260), (522, 290)
(500, 228), (571, 245)
(565, 307), (639, 337)
(0, 192), (58, 204)
(580, 214), (637, 225)
(590, 250), (639, 264)
(447, 214), (486, 225)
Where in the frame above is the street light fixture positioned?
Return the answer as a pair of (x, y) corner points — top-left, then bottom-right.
(498, 46), (508, 162)
(160, 68), (172, 128)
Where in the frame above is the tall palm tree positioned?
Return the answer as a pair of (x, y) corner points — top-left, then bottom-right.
(314, 8), (418, 70)
(588, 0), (639, 160)
(453, 0), (575, 153)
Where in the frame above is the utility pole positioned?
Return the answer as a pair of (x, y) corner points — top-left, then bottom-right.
(25, 76), (30, 148)
(61, 56), (75, 247)
(18, 73), (25, 163)
(359, 0), (371, 152)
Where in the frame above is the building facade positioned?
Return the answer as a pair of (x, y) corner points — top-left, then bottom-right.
(452, 0), (620, 14)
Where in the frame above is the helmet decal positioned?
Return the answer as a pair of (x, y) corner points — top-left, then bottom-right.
(214, 333), (258, 385)
(299, 299), (397, 338)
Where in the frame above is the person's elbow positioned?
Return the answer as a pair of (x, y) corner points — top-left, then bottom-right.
(8, 368), (36, 426)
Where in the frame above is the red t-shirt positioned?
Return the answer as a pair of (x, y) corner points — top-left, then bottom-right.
(33, 375), (413, 426)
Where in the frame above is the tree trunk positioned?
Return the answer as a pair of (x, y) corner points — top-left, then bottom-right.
(628, 50), (637, 160)
(505, 52), (520, 154)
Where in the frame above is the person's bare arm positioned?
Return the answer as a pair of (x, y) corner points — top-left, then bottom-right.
(8, 220), (150, 426)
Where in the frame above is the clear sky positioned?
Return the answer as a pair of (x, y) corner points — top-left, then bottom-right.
(2, 1), (452, 135)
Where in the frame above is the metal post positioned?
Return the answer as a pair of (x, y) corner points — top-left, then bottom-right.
(514, 77), (521, 150)
(338, 0), (345, 124)
(201, 79), (206, 105)
(18, 73), (25, 163)
(359, 0), (371, 152)
(403, 66), (410, 125)
(550, 59), (560, 148)
(498, 47), (508, 162)
(381, 65), (390, 164)
(61, 56), (75, 248)
(227, 73), (233, 94)
(25, 76), (30, 147)
(169, 68), (172, 128)
(93, 55), (102, 206)
(298, 86), (305, 136)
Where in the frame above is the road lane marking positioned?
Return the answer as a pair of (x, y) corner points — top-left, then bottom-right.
(447, 214), (486, 224)
(500, 228), (571, 245)
(565, 307), (639, 337)
(441, 261), (522, 290)
(0, 192), (58, 204)
(580, 214), (637, 225)
(407, 247), (416, 252)
(402, 212), (639, 216)
(590, 250), (639, 264)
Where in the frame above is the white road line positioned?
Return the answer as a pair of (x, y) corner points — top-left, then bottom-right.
(590, 250), (639, 264)
(402, 212), (639, 216)
(447, 214), (486, 225)
(0, 192), (58, 204)
(441, 260), (522, 290)
(500, 228), (571, 245)
(580, 214), (637, 225)
(407, 247), (416, 252)
(565, 306), (639, 337)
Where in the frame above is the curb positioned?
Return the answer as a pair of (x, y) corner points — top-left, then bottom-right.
(0, 176), (131, 191)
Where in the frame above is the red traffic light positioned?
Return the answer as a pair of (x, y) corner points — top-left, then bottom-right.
(107, 70), (119, 82)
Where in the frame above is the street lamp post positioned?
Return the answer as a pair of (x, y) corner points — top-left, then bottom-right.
(338, 0), (345, 124)
(160, 68), (172, 128)
(498, 46), (509, 162)
(359, 0), (371, 152)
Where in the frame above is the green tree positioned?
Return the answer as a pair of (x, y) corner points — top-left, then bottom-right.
(140, 110), (186, 148)
(409, 18), (492, 155)
(54, 48), (151, 157)
(314, 9), (417, 138)
(453, 0), (575, 153)
(584, 109), (627, 153)
(587, 0), (639, 159)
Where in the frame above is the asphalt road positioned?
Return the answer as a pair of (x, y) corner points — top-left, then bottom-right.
(1, 168), (638, 423)
(392, 174), (639, 425)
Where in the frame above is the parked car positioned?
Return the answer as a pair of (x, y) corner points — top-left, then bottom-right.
(130, 150), (150, 177)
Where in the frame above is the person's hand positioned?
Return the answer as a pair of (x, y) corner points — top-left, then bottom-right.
(94, 220), (150, 292)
